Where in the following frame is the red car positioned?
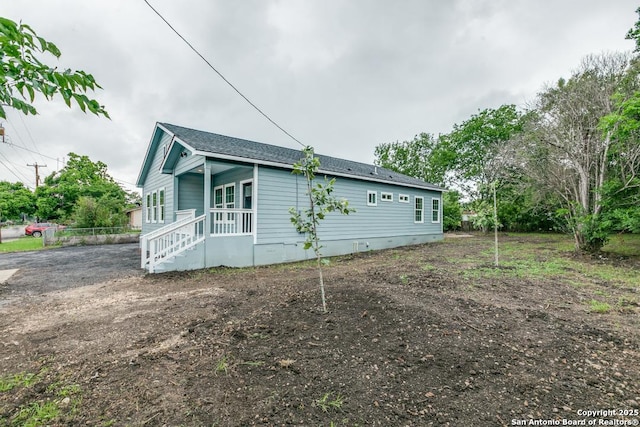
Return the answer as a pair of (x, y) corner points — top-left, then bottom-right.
(24, 223), (62, 238)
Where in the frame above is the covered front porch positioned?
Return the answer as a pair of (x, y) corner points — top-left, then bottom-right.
(174, 157), (257, 238)
(141, 158), (258, 272)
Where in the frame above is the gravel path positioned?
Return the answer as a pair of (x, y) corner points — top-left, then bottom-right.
(0, 243), (144, 304)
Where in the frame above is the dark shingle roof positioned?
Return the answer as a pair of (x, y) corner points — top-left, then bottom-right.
(160, 123), (443, 191)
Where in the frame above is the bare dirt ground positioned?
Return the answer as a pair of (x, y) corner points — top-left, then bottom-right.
(0, 235), (639, 426)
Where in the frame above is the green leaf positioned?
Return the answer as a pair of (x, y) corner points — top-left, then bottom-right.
(72, 93), (87, 112)
(26, 84), (35, 102)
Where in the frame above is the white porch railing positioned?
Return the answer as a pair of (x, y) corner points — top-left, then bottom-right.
(140, 213), (206, 273)
(211, 208), (253, 236)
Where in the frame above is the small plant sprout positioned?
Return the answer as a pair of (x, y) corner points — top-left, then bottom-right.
(315, 392), (345, 412)
(215, 356), (230, 375)
(289, 146), (355, 313)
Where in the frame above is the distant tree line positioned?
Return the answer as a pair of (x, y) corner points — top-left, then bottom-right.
(375, 9), (640, 253)
(0, 153), (140, 228)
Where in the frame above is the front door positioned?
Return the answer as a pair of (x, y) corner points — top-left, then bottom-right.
(241, 181), (252, 233)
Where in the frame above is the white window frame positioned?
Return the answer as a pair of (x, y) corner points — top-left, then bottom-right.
(239, 179), (253, 209)
(224, 183), (235, 223)
(145, 193), (151, 223)
(158, 188), (165, 223)
(431, 197), (440, 223)
(224, 183), (235, 209)
(152, 191), (158, 223)
(214, 185), (224, 209)
(381, 192), (393, 202)
(399, 194), (409, 203)
(367, 191), (377, 206)
(414, 196), (424, 223)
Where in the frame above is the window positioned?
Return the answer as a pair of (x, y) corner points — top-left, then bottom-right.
(399, 194), (409, 203)
(381, 192), (393, 202)
(145, 194), (151, 223)
(225, 184), (235, 208)
(367, 191), (377, 206)
(213, 185), (224, 227)
(432, 198), (440, 223)
(225, 184), (235, 222)
(241, 180), (253, 209)
(159, 189), (165, 223)
(152, 191), (158, 223)
(214, 186), (223, 209)
(414, 196), (424, 223)
(241, 180), (253, 233)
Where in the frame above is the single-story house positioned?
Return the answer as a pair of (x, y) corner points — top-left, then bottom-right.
(137, 122), (445, 273)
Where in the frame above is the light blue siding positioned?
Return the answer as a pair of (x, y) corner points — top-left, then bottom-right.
(255, 166), (442, 245)
(178, 173), (204, 216)
(141, 130), (174, 235)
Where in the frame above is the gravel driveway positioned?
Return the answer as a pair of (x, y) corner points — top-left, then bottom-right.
(0, 243), (144, 303)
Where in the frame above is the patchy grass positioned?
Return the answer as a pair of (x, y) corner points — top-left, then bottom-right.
(0, 237), (47, 253)
(0, 366), (82, 426)
(589, 299), (612, 314)
(452, 233), (639, 290)
(603, 233), (640, 257)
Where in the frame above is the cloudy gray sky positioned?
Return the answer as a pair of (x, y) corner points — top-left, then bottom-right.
(1, 1), (637, 192)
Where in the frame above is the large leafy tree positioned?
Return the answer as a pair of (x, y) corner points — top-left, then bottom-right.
(0, 17), (108, 119)
(35, 153), (127, 224)
(439, 104), (526, 199)
(0, 181), (34, 221)
(374, 133), (452, 187)
(519, 53), (635, 251)
(374, 105), (526, 231)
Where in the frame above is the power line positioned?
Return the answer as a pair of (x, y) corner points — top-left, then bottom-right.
(16, 112), (45, 158)
(142, 0), (306, 149)
(3, 140), (59, 162)
(0, 155), (34, 187)
(3, 117), (40, 164)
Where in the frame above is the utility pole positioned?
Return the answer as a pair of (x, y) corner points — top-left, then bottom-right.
(27, 163), (47, 188)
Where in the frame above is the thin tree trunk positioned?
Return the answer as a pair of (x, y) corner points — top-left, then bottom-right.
(316, 254), (327, 313)
(493, 182), (499, 267)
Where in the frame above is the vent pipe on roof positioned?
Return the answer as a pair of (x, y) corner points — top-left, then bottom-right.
(374, 166), (378, 175)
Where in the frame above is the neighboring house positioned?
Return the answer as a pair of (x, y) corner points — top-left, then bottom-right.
(137, 122), (445, 273)
(461, 210), (478, 232)
(126, 206), (142, 229)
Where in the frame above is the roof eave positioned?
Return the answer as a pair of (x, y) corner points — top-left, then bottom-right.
(192, 149), (443, 191)
(136, 123), (164, 187)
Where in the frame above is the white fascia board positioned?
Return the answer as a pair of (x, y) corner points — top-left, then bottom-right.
(136, 123), (163, 187)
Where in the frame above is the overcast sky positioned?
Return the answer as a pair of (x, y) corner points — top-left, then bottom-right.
(1, 1), (637, 192)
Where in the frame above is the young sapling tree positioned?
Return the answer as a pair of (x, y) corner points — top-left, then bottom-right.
(289, 146), (354, 313)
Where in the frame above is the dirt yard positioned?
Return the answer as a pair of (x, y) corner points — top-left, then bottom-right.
(0, 234), (639, 426)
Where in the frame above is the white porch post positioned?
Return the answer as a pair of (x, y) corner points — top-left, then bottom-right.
(253, 164), (258, 244)
(204, 160), (212, 236)
(172, 175), (179, 222)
